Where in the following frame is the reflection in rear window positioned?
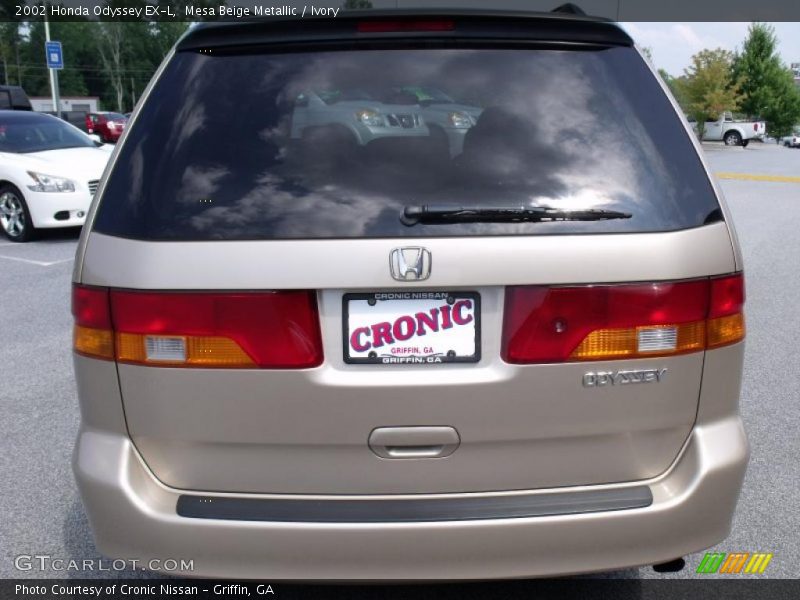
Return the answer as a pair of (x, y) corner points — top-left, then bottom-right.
(93, 47), (719, 240)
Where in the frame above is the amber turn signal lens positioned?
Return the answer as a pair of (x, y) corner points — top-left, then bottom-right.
(73, 325), (114, 360)
(707, 313), (745, 348)
(116, 333), (255, 367)
(570, 322), (706, 360)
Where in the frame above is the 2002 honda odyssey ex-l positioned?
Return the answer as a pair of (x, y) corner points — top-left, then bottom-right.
(71, 10), (749, 579)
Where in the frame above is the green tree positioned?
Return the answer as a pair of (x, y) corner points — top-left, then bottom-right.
(149, 0), (221, 58)
(635, 47), (688, 110)
(4, 17), (214, 112)
(0, 17), (27, 89)
(17, 21), (56, 97)
(0, 22), (18, 85)
(658, 68), (689, 109)
(96, 22), (127, 111)
(733, 22), (800, 137)
(20, 21), (96, 99)
(678, 48), (742, 139)
(149, 22), (191, 61)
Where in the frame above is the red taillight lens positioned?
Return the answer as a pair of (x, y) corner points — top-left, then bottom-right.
(502, 275), (744, 363)
(72, 285), (114, 360)
(708, 274), (746, 348)
(357, 20), (455, 33)
(709, 274), (745, 318)
(72, 286), (323, 368)
(72, 285), (111, 329)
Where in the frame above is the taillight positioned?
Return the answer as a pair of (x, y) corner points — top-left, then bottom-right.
(72, 286), (323, 369)
(708, 274), (746, 348)
(72, 286), (114, 360)
(357, 20), (455, 33)
(502, 275), (744, 364)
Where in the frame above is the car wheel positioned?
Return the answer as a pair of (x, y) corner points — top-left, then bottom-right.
(785, 141), (791, 147)
(0, 184), (35, 242)
(724, 131), (742, 146)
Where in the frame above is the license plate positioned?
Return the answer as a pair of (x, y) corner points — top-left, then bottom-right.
(343, 292), (480, 365)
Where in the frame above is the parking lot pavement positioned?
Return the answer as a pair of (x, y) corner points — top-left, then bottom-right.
(665, 141), (800, 581)
(1, 141), (799, 585)
(0, 236), (77, 266)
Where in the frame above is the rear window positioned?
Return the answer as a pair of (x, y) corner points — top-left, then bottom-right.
(93, 46), (719, 240)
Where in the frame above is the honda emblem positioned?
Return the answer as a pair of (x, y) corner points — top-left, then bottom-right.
(389, 247), (432, 281)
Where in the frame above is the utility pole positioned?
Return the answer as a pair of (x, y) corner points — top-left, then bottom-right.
(43, 2), (61, 116)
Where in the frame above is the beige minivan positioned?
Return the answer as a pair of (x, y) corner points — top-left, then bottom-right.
(71, 10), (749, 579)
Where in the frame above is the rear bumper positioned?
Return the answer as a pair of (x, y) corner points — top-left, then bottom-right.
(100, 128), (123, 142)
(73, 416), (748, 580)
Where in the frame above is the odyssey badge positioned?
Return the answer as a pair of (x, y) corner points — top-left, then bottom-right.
(583, 368), (667, 387)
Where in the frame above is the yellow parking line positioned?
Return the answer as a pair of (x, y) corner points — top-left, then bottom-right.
(715, 172), (800, 183)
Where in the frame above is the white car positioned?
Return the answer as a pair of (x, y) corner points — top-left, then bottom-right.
(0, 110), (111, 242)
(780, 131), (800, 148)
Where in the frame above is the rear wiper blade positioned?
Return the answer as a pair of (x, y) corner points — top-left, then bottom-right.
(401, 204), (632, 226)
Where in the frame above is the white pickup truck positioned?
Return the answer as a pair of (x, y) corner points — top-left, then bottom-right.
(690, 112), (766, 146)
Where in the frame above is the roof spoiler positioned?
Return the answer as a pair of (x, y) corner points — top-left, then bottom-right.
(178, 10), (632, 52)
(551, 3), (587, 16)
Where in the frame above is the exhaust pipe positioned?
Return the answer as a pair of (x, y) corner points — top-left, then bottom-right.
(653, 558), (686, 573)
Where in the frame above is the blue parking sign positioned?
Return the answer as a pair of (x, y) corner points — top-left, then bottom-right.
(45, 41), (63, 70)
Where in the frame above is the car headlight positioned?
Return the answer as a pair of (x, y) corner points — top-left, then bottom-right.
(26, 171), (75, 193)
(356, 109), (385, 127)
(449, 112), (474, 128)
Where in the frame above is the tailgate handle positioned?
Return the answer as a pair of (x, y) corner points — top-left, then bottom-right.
(369, 426), (460, 459)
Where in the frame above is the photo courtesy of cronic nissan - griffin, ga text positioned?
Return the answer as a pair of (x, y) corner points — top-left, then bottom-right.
(71, 9), (749, 579)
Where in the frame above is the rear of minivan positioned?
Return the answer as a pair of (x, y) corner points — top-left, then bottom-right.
(71, 12), (749, 579)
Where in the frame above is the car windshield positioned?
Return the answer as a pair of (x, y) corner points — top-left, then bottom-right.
(317, 89), (376, 104)
(94, 47), (719, 241)
(397, 86), (456, 104)
(0, 116), (94, 153)
(105, 113), (127, 121)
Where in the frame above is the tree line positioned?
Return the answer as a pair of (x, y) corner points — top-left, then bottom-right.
(0, 0), (372, 112)
(655, 23), (800, 138)
(2, 14), (798, 137)
(0, 3), (219, 112)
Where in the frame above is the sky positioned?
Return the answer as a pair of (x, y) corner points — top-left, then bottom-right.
(622, 22), (800, 76)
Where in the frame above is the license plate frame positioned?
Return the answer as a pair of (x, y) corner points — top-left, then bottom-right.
(342, 291), (481, 365)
